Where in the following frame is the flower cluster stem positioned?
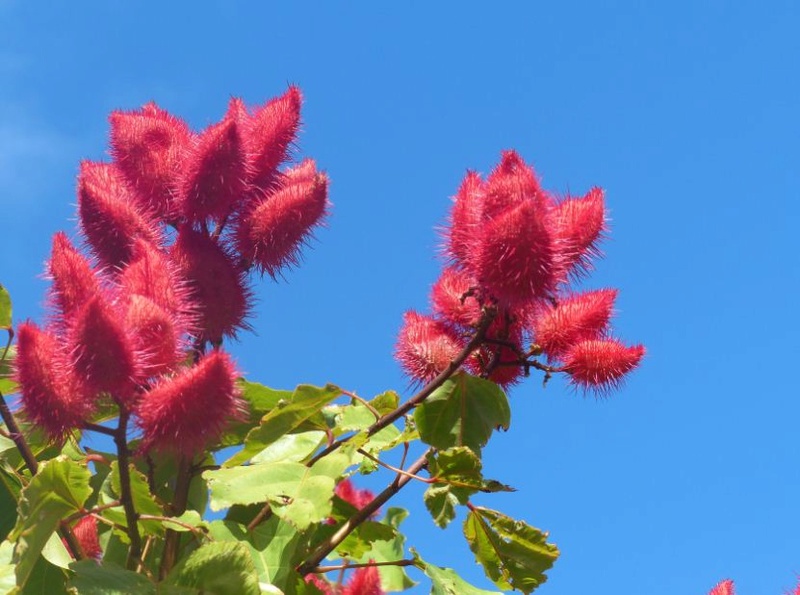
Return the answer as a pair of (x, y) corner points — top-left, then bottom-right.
(114, 407), (142, 570)
(159, 456), (192, 579)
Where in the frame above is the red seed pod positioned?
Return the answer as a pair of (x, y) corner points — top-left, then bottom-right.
(77, 161), (161, 269)
(72, 515), (102, 559)
(15, 322), (92, 439)
(244, 86), (303, 191)
(108, 102), (191, 221)
(709, 580), (735, 595)
(236, 159), (328, 277)
(474, 198), (557, 307)
(125, 295), (182, 377)
(171, 227), (250, 343)
(444, 171), (484, 268)
(483, 150), (546, 219)
(550, 187), (606, 279)
(430, 267), (481, 328)
(343, 565), (384, 595)
(562, 338), (645, 392)
(467, 316), (525, 387)
(47, 232), (100, 320)
(178, 99), (250, 223)
(335, 478), (375, 511)
(531, 289), (617, 359)
(70, 294), (138, 398)
(136, 350), (243, 456)
(304, 574), (333, 595)
(395, 311), (464, 384)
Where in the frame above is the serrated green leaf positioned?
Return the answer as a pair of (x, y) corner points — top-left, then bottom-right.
(463, 507), (558, 594)
(21, 554), (68, 595)
(422, 563), (502, 595)
(208, 518), (302, 590)
(335, 403), (379, 432)
(354, 508), (416, 592)
(164, 541), (260, 595)
(68, 560), (157, 594)
(370, 390), (400, 415)
(103, 462), (164, 537)
(251, 431), (326, 465)
(423, 485), (460, 529)
(0, 466), (21, 540)
(0, 344), (17, 395)
(0, 284), (11, 329)
(414, 372), (510, 452)
(336, 520), (396, 559)
(218, 381), (293, 449)
(206, 450), (352, 530)
(11, 457), (91, 588)
(428, 447), (515, 495)
(224, 384), (341, 467)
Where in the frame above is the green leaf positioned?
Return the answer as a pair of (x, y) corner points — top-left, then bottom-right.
(11, 457), (91, 588)
(463, 506), (559, 594)
(414, 372), (510, 452)
(370, 390), (400, 415)
(0, 466), (21, 540)
(218, 381), (293, 448)
(423, 485), (460, 529)
(224, 384), (341, 467)
(103, 462), (164, 537)
(208, 518), (303, 590)
(422, 563), (502, 595)
(251, 431), (326, 465)
(355, 508), (417, 592)
(335, 520), (396, 559)
(21, 555), (68, 595)
(0, 345), (17, 395)
(68, 560), (156, 594)
(0, 540), (15, 594)
(164, 541), (260, 595)
(0, 284), (11, 330)
(206, 449), (352, 530)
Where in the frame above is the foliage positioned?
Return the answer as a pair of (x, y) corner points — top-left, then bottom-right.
(0, 86), (644, 594)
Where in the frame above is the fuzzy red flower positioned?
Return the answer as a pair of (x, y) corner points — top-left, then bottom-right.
(136, 350), (242, 456)
(171, 227), (250, 343)
(430, 267), (481, 328)
(47, 232), (100, 320)
(343, 565), (384, 595)
(709, 579), (734, 595)
(109, 102), (191, 221)
(562, 338), (644, 392)
(72, 515), (102, 559)
(550, 187), (606, 279)
(395, 311), (463, 384)
(236, 159), (328, 276)
(445, 171), (485, 268)
(531, 289), (617, 359)
(179, 99), (249, 223)
(70, 294), (138, 399)
(15, 322), (92, 439)
(77, 161), (161, 269)
(244, 86), (303, 191)
(125, 295), (182, 377)
(474, 198), (557, 307)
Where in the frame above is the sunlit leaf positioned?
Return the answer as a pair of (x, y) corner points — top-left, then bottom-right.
(422, 562), (502, 595)
(0, 284), (11, 330)
(164, 541), (260, 595)
(355, 508), (417, 592)
(68, 560), (156, 594)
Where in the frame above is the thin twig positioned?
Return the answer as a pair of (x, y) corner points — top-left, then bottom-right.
(313, 559), (417, 573)
(82, 421), (117, 437)
(114, 407), (143, 570)
(159, 455), (193, 579)
(356, 448), (432, 483)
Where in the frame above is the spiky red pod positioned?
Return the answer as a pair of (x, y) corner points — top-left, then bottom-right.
(171, 227), (249, 343)
(550, 187), (606, 279)
(335, 478), (375, 511)
(343, 565), (384, 595)
(445, 171), (484, 268)
(482, 150), (546, 219)
(47, 232), (100, 320)
(125, 295), (182, 377)
(178, 100), (249, 223)
(395, 311), (464, 384)
(72, 515), (102, 559)
(136, 350), (243, 456)
(70, 294), (138, 399)
(244, 86), (302, 191)
(236, 159), (328, 276)
(562, 338), (644, 392)
(708, 580), (734, 595)
(474, 198), (557, 307)
(15, 322), (92, 439)
(531, 289), (618, 359)
(77, 161), (162, 269)
(108, 102), (191, 221)
(304, 575), (333, 595)
(430, 267), (481, 328)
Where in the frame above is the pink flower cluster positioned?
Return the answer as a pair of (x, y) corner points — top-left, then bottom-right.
(15, 87), (328, 454)
(395, 151), (643, 392)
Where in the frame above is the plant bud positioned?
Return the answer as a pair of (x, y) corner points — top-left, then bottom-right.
(48, 232), (99, 320)
(178, 100), (249, 223)
(77, 161), (161, 269)
(343, 565), (384, 595)
(483, 150), (545, 219)
(550, 187), (606, 279)
(136, 350), (243, 456)
(125, 295), (182, 377)
(445, 171), (484, 268)
(395, 311), (463, 384)
(562, 338), (644, 392)
(72, 515), (102, 559)
(109, 102), (191, 221)
(430, 267), (481, 328)
(15, 322), (92, 439)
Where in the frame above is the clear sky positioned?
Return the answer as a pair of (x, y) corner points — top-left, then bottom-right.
(1, 2), (799, 593)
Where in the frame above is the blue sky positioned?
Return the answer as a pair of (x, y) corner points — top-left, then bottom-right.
(2, 1), (799, 593)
